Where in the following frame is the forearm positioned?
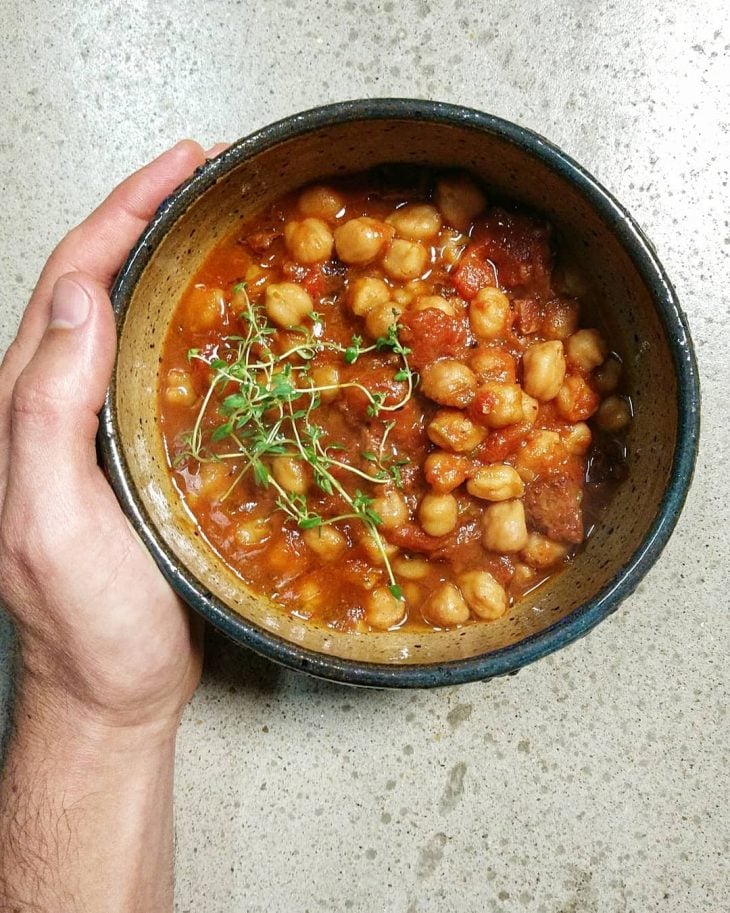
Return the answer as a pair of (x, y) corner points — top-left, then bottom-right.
(0, 678), (178, 913)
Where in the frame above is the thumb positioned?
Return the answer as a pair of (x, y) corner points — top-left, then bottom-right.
(7, 272), (116, 495)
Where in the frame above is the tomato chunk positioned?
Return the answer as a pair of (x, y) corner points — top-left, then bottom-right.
(246, 228), (281, 254)
(452, 244), (498, 300)
(399, 309), (468, 370)
(470, 208), (552, 292)
(302, 265), (326, 299)
(472, 423), (532, 463)
(340, 362), (408, 421)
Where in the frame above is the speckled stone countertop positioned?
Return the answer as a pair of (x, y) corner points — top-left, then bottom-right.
(1, 2), (728, 911)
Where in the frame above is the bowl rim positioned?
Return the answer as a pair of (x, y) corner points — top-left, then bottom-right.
(99, 98), (701, 688)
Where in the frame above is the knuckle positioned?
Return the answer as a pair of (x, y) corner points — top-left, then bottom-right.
(1, 503), (65, 590)
(0, 337), (23, 377)
(0, 519), (33, 599)
(11, 370), (63, 422)
(0, 518), (18, 564)
(52, 226), (85, 264)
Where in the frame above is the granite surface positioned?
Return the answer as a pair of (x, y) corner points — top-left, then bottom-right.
(1, 1), (728, 911)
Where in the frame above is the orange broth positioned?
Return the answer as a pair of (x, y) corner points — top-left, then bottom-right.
(158, 167), (629, 633)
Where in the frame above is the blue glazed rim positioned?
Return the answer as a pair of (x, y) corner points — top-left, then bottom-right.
(99, 99), (700, 688)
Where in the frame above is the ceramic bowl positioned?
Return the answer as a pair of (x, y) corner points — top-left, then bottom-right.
(99, 99), (700, 687)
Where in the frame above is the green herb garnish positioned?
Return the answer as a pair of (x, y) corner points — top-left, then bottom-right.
(179, 287), (415, 597)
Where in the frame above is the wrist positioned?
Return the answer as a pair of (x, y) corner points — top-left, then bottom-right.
(12, 667), (182, 756)
(2, 669), (178, 913)
(15, 631), (195, 740)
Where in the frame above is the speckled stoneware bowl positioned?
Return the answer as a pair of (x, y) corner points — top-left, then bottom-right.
(99, 99), (700, 688)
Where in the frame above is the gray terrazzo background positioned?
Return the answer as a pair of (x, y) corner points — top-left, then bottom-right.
(1, 1), (728, 911)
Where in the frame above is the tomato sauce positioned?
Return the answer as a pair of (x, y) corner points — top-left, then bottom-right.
(158, 168), (630, 633)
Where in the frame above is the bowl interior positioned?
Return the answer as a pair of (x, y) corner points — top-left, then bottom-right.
(112, 114), (678, 667)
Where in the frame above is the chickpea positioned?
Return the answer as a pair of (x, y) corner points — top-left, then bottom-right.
(284, 218), (334, 264)
(520, 532), (568, 569)
(595, 395), (631, 432)
(298, 184), (344, 220)
(334, 217), (391, 264)
(371, 489), (409, 530)
(562, 422), (592, 455)
(393, 279), (429, 307)
(392, 555), (430, 580)
(272, 456), (308, 494)
(386, 203), (442, 240)
(471, 382), (524, 429)
(303, 525), (347, 561)
(164, 368), (197, 407)
(423, 451), (470, 493)
(521, 391), (539, 425)
(192, 461), (229, 502)
(522, 340), (566, 402)
(512, 562), (537, 590)
(233, 517), (270, 547)
(366, 587), (406, 630)
(458, 570), (508, 620)
(420, 360), (477, 408)
(422, 582), (470, 627)
(566, 329), (608, 373)
(296, 575), (324, 613)
(466, 464), (524, 501)
(382, 238), (430, 281)
(470, 348), (517, 383)
(434, 174), (486, 231)
(360, 530), (399, 565)
(184, 286), (226, 332)
(265, 282), (313, 328)
(515, 430), (564, 482)
(482, 500), (529, 553)
(365, 301), (404, 339)
(469, 287), (512, 340)
(427, 409), (487, 453)
(362, 568), (384, 592)
(265, 539), (307, 576)
(593, 356), (622, 394)
(438, 227), (469, 269)
(244, 264), (268, 290)
(231, 284), (253, 311)
(309, 363), (341, 403)
(419, 493), (458, 537)
(347, 276), (391, 317)
(555, 375), (600, 422)
(405, 278), (430, 297)
(412, 294), (456, 316)
(541, 297), (580, 340)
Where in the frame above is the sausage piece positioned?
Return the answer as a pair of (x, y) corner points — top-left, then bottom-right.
(524, 472), (584, 544)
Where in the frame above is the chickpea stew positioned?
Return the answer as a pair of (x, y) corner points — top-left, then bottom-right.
(159, 167), (630, 633)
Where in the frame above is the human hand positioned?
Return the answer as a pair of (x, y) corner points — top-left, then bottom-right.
(0, 141), (219, 736)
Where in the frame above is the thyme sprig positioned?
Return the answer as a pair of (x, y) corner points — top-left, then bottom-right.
(178, 285), (416, 599)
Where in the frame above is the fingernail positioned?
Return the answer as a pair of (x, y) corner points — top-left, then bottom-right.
(50, 277), (91, 329)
